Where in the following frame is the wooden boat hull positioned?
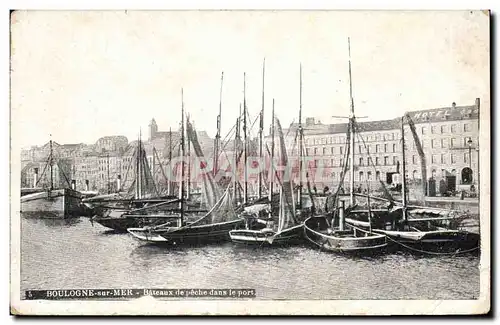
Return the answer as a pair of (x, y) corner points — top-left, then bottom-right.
(374, 229), (480, 254)
(229, 225), (303, 246)
(345, 218), (480, 254)
(303, 216), (387, 253)
(128, 219), (245, 245)
(20, 188), (90, 218)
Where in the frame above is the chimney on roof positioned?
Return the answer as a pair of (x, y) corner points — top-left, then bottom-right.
(305, 117), (315, 126)
(452, 102), (457, 109)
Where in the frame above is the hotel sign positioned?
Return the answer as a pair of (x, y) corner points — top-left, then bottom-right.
(410, 108), (479, 120)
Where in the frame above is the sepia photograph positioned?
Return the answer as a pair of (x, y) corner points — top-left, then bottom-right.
(9, 9), (490, 315)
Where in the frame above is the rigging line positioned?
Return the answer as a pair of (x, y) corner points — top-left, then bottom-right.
(353, 123), (394, 201)
(121, 147), (136, 190)
(35, 159), (50, 187)
(56, 160), (72, 188)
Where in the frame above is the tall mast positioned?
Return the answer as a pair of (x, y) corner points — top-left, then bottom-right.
(258, 59), (265, 199)
(243, 72), (248, 204)
(138, 129), (143, 199)
(298, 63), (303, 208)
(348, 37), (355, 206)
(401, 116), (408, 223)
(107, 153), (110, 194)
(269, 99), (275, 203)
(179, 88), (185, 225)
(233, 106), (241, 202)
(168, 127), (172, 196)
(186, 118), (191, 200)
(49, 137), (54, 190)
(214, 71), (224, 177)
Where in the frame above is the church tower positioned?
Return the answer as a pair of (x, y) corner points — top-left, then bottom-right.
(149, 118), (158, 141)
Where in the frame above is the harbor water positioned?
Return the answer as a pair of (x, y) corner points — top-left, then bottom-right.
(20, 215), (480, 300)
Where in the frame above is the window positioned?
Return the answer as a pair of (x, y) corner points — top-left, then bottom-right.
(367, 171), (372, 181)
(384, 144), (388, 153)
(376, 171), (380, 180)
(451, 138), (456, 148)
(359, 171), (364, 181)
(340, 147), (343, 155)
(384, 156), (389, 165)
(367, 145), (370, 154)
(422, 126), (427, 135)
(441, 139), (446, 148)
(451, 154), (456, 164)
(393, 156), (397, 165)
(421, 140), (426, 148)
(392, 143), (397, 152)
(464, 152), (468, 163)
(412, 170), (418, 180)
(464, 123), (471, 132)
(441, 154), (446, 164)
(441, 125), (446, 134)
(322, 147), (326, 155)
(451, 124), (457, 133)
(375, 144), (380, 153)
(375, 157), (379, 166)
(314, 147), (318, 155)
(331, 158), (335, 166)
(359, 157), (364, 166)
(431, 139), (436, 148)
(330, 147), (334, 155)
(331, 172), (336, 180)
(431, 126), (437, 134)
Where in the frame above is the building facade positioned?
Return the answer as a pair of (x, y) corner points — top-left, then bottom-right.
(264, 99), (480, 196)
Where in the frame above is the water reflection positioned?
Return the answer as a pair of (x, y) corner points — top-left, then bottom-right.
(21, 215), (84, 228)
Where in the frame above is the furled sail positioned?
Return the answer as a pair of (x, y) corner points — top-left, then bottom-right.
(275, 117), (298, 231)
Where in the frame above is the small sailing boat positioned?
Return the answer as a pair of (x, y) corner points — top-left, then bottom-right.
(20, 139), (91, 218)
(229, 109), (303, 246)
(83, 133), (179, 232)
(303, 38), (388, 253)
(127, 89), (244, 244)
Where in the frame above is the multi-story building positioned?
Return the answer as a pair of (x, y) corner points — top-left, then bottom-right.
(264, 99), (480, 196)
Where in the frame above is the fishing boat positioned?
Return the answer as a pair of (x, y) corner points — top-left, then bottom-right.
(83, 135), (180, 232)
(344, 115), (480, 254)
(303, 39), (388, 253)
(20, 139), (92, 218)
(127, 90), (244, 244)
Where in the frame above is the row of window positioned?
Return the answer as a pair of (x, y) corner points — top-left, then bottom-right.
(303, 122), (475, 145)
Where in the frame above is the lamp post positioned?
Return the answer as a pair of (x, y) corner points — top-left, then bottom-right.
(467, 137), (473, 170)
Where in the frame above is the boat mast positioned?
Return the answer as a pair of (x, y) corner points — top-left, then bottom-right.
(106, 152), (110, 194)
(186, 119), (191, 201)
(138, 129), (143, 199)
(179, 88), (185, 225)
(269, 99), (275, 203)
(168, 127), (172, 196)
(348, 37), (356, 206)
(258, 59), (265, 199)
(401, 116), (408, 223)
(214, 71), (223, 177)
(243, 72), (248, 204)
(49, 137), (54, 190)
(233, 108), (240, 203)
(298, 63), (303, 208)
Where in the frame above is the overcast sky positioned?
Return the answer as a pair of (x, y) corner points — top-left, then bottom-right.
(11, 10), (489, 148)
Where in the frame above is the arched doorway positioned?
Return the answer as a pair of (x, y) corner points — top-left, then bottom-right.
(461, 167), (473, 184)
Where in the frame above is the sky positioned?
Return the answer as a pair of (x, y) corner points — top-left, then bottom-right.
(10, 10), (489, 149)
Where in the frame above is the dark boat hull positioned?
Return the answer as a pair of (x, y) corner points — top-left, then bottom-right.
(128, 219), (245, 245)
(376, 229), (480, 254)
(229, 225), (303, 246)
(20, 188), (91, 218)
(303, 216), (387, 254)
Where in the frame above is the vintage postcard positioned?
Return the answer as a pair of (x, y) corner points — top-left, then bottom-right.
(10, 10), (490, 315)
